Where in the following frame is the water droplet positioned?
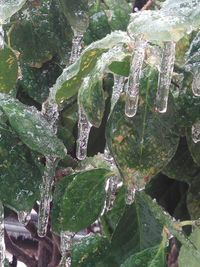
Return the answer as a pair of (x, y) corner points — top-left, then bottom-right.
(76, 106), (92, 160)
(0, 202), (5, 266)
(192, 121), (200, 143)
(192, 71), (200, 96)
(125, 36), (147, 117)
(156, 41), (176, 113)
(111, 75), (125, 112)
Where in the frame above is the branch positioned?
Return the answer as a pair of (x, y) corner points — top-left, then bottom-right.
(47, 234), (61, 267)
(141, 0), (154, 10)
(5, 230), (37, 267)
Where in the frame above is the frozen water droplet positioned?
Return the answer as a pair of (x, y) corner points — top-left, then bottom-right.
(111, 75), (125, 112)
(58, 231), (73, 267)
(0, 202), (5, 266)
(38, 157), (56, 237)
(125, 37), (147, 117)
(76, 106), (92, 160)
(0, 25), (4, 49)
(125, 186), (136, 205)
(18, 211), (31, 226)
(192, 71), (200, 96)
(69, 31), (83, 65)
(156, 41), (176, 113)
(192, 121), (200, 143)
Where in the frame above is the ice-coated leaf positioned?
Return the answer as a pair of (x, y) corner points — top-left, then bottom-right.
(0, 0), (26, 24)
(53, 31), (131, 104)
(0, 94), (66, 158)
(59, 0), (89, 32)
(185, 31), (200, 73)
(52, 168), (111, 232)
(0, 46), (18, 94)
(128, 0), (200, 44)
(103, 0), (131, 31)
(110, 191), (162, 265)
(72, 235), (116, 267)
(9, 0), (72, 66)
(106, 67), (179, 189)
(179, 228), (200, 267)
(0, 120), (42, 212)
(108, 57), (130, 77)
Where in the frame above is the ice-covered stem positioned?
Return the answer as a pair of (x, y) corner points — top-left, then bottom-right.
(156, 41), (176, 113)
(125, 185), (136, 205)
(192, 121), (200, 143)
(192, 71), (200, 96)
(105, 176), (120, 211)
(69, 31), (83, 65)
(76, 106), (92, 160)
(17, 211), (31, 226)
(125, 36), (147, 117)
(0, 25), (4, 49)
(58, 231), (74, 267)
(0, 202), (5, 266)
(111, 75), (125, 113)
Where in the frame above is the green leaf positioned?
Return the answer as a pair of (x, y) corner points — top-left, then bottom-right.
(52, 168), (111, 232)
(9, 0), (72, 66)
(128, 1), (200, 44)
(72, 235), (116, 267)
(187, 177), (200, 219)
(59, 0), (89, 32)
(106, 67), (179, 189)
(54, 31), (131, 104)
(108, 57), (130, 77)
(0, 94), (66, 158)
(104, 0), (131, 31)
(179, 228), (200, 267)
(0, 46), (18, 93)
(110, 191), (162, 264)
(0, 120), (42, 212)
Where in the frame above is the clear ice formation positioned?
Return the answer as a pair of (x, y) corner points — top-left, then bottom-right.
(156, 41), (176, 113)
(0, 0), (27, 24)
(106, 176), (119, 211)
(125, 186), (136, 205)
(69, 31), (83, 65)
(0, 25), (4, 49)
(111, 75), (125, 113)
(58, 231), (73, 267)
(192, 71), (200, 96)
(76, 106), (92, 160)
(192, 121), (200, 143)
(0, 202), (5, 266)
(125, 37), (147, 117)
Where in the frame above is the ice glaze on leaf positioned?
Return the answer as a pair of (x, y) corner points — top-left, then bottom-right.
(0, 94), (66, 158)
(52, 168), (111, 232)
(106, 67), (179, 189)
(0, 46), (18, 94)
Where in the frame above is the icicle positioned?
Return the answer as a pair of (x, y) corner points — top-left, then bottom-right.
(192, 71), (200, 96)
(58, 231), (74, 267)
(0, 25), (4, 49)
(38, 157), (56, 237)
(192, 121), (200, 143)
(156, 41), (176, 113)
(18, 211), (31, 226)
(111, 75), (125, 112)
(125, 186), (136, 205)
(125, 37), (147, 117)
(76, 106), (92, 160)
(69, 31), (83, 65)
(0, 202), (5, 266)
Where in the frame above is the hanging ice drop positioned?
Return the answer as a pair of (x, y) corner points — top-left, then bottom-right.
(69, 31), (83, 65)
(125, 37), (147, 117)
(76, 106), (92, 160)
(192, 121), (200, 143)
(0, 202), (5, 266)
(192, 71), (200, 96)
(58, 231), (73, 267)
(111, 75), (125, 112)
(156, 41), (176, 113)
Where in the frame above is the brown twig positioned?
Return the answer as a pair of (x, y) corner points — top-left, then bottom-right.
(141, 0), (154, 10)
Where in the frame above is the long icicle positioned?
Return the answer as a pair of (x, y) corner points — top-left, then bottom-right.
(156, 41), (176, 113)
(76, 105), (92, 160)
(125, 36), (147, 117)
(111, 75), (125, 113)
(192, 71), (200, 96)
(0, 202), (5, 266)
